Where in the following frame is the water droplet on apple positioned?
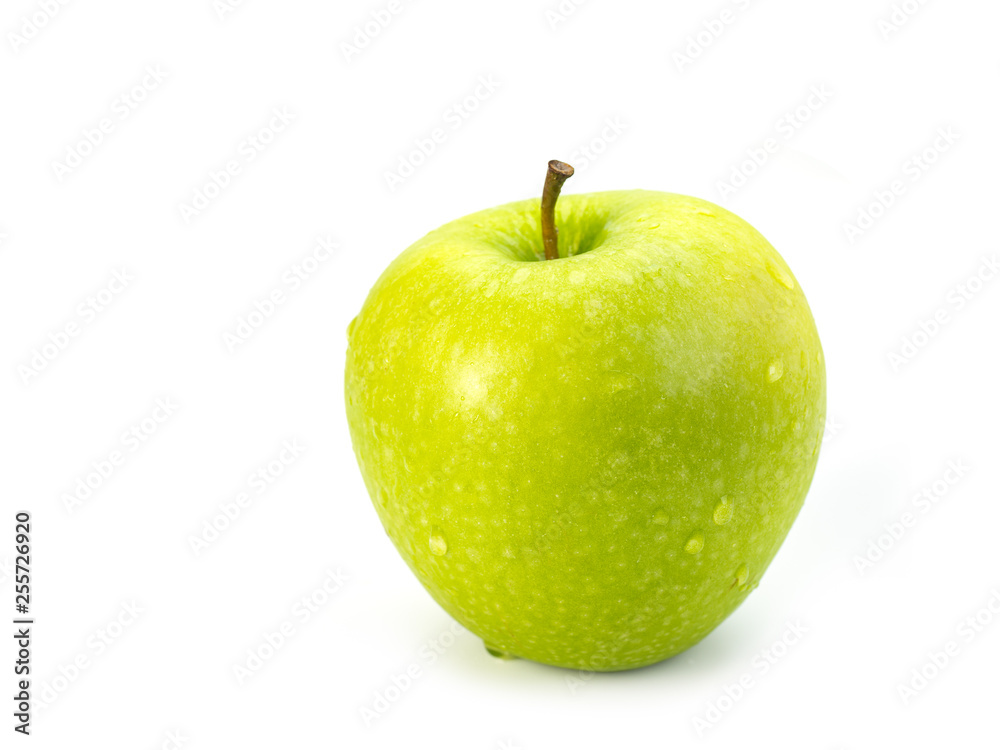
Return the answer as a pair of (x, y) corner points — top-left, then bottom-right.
(767, 360), (784, 383)
(767, 261), (795, 290)
(735, 564), (749, 586)
(649, 223), (660, 229)
(605, 371), (640, 394)
(684, 533), (704, 554)
(429, 528), (448, 556)
(652, 510), (670, 525)
(713, 497), (733, 525)
(485, 642), (518, 660)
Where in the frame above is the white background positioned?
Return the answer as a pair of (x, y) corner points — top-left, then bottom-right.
(2, 0), (999, 747)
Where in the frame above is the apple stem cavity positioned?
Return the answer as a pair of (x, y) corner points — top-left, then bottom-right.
(541, 160), (575, 260)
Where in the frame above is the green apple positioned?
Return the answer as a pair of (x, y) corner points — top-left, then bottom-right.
(345, 162), (825, 671)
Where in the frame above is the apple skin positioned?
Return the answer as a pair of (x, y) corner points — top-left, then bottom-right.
(345, 190), (825, 671)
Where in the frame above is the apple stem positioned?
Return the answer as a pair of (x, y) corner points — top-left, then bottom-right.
(541, 160), (575, 260)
